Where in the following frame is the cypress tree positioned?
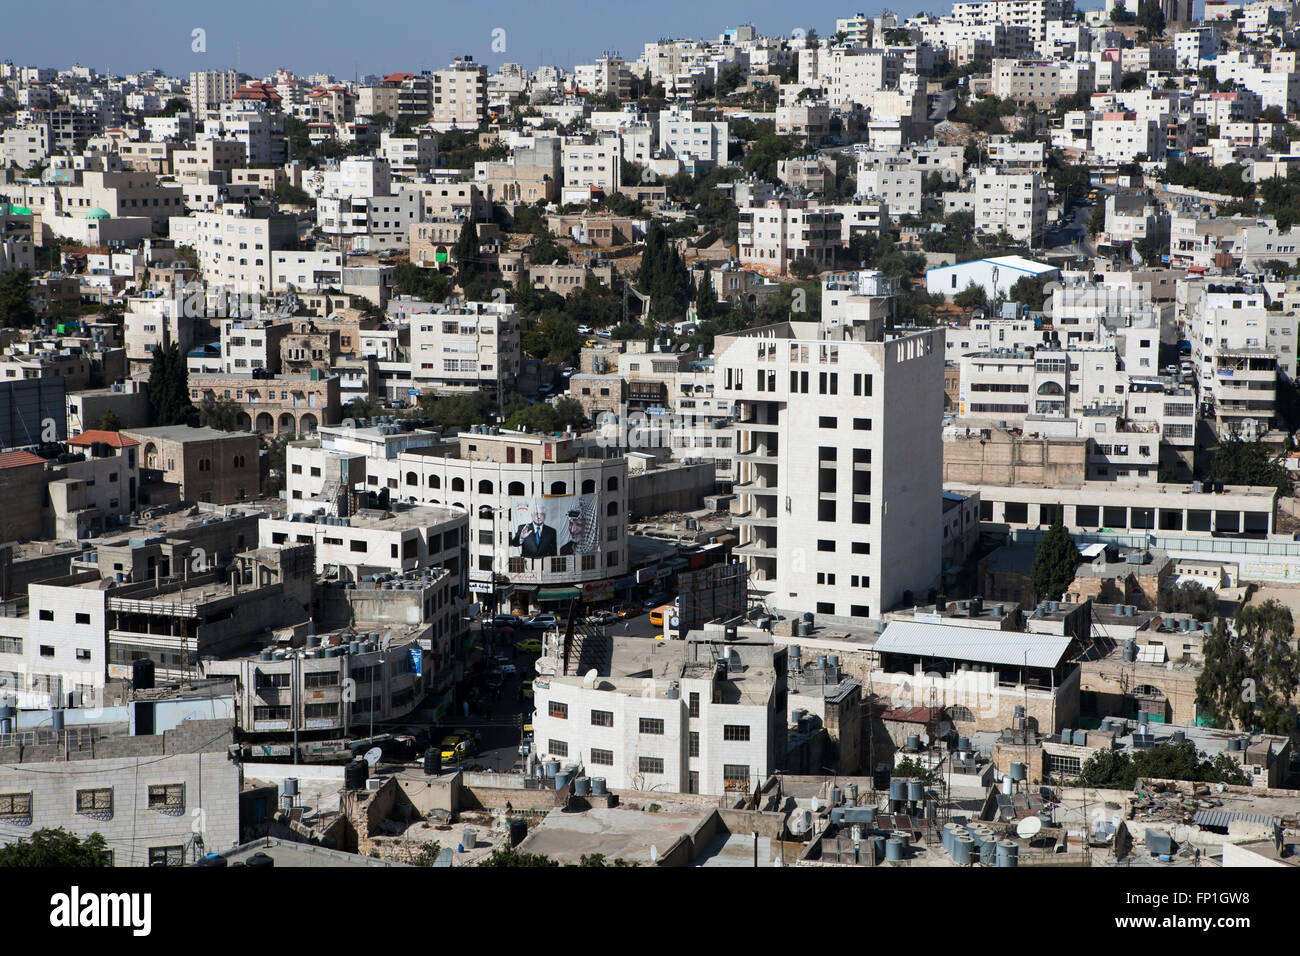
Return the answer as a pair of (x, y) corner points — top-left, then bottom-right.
(1030, 521), (1080, 602)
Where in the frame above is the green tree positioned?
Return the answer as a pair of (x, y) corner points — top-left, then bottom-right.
(345, 395), (384, 420)
(694, 269), (719, 321)
(1158, 580), (1217, 620)
(1207, 438), (1292, 494)
(0, 828), (111, 867)
(1137, 0), (1166, 35)
(393, 261), (453, 302)
(410, 842), (443, 866)
(1010, 275), (1048, 311)
(522, 312), (583, 363)
(198, 395), (244, 432)
(1197, 601), (1300, 733)
(262, 434), (290, 497)
(789, 255), (820, 279)
(418, 391), (497, 429)
(1030, 521), (1080, 602)
(147, 343), (194, 426)
(953, 281), (988, 310)
(477, 847), (559, 867)
(0, 267), (36, 326)
(453, 218), (483, 288)
(97, 409), (122, 432)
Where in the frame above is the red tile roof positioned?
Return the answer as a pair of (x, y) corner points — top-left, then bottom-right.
(0, 450), (46, 470)
(68, 430), (140, 449)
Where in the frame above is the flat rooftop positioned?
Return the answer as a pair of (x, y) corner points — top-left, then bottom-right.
(516, 805), (705, 865)
(218, 838), (408, 867)
(124, 424), (256, 443)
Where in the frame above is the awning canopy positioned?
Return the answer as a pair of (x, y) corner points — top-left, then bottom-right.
(537, 588), (581, 601)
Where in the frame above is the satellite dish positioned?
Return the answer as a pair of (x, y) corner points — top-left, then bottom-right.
(582, 668), (598, 688)
(1016, 816), (1043, 840)
(363, 747), (383, 767)
(920, 733), (930, 747)
(649, 844), (658, 863)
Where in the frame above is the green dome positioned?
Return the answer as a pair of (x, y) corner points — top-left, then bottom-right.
(85, 206), (110, 220)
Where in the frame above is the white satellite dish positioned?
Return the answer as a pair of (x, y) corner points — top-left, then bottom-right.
(920, 733), (930, 747)
(363, 747), (383, 767)
(582, 668), (598, 688)
(1016, 816), (1043, 840)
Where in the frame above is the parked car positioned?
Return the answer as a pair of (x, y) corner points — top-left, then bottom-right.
(524, 613), (559, 630)
(613, 602), (641, 619)
(439, 733), (475, 763)
(577, 325), (593, 334)
(501, 663), (518, 676)
(642, 593), (671, 609)
(491, 614), (524, 629)
(515, 637), (543, 653)
(585, 610), (618, 626)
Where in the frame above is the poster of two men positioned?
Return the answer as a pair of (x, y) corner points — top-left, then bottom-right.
(508, 495), (600, 559)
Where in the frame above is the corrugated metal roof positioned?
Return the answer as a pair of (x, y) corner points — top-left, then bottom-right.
(875, 621), (1072, 670)
(1191, 810), (1279, 830)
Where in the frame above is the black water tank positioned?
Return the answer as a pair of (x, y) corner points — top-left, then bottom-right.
(508, 818), (527, 847)
(132, 657), (155, 691)
(344, 758), (369, 790)
(197, 853), (228, 867)
(245, 852), (274, 868)
(424, 746), (441, 775)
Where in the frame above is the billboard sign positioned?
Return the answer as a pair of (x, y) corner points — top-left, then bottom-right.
(507, 494), (600, 560)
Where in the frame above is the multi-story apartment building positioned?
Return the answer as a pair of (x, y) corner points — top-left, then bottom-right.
(738, 199), (843, 275)
(657, 105), (729, 168)
(187, 371), (341, 437)
(952, 0), (1074, 41)
(409, 301), (520, 395)
(973, 168), (1048, 246)
(531, 622), (786, 796)
(284, 425), (629, 612)
(715, 320), (944, 619)
(431, 57), (488, 128)
(167, 200), (298, 296)
(188, 70), (239, 110)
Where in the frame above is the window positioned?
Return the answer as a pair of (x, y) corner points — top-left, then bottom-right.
(818, 416), (837, 428)
(349, 540), (367, 553)
(853, 418), (871, 430)
(590, 709), (613, 727)
(688, 692), (699, 717)
(76, 788), (113, 814)
(639, 717), (664, 735)
(549, 701), (568, 719)
(638, 756), (664, 774)
(688, 731), (700, 757)
(591, 748), (614, 766)
(723, 764), (751, 792)
(38, 610), (53, 622)
(75, 613), (91, 625)
(0, 792), (31, 817)
(39, 645), (54, 658)
(147, 784), (185, 810)
(548, 739), (569, 757)
(148, 846), (185, 867)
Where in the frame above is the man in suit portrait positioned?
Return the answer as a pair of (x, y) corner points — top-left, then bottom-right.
(512, 504), (558, 558)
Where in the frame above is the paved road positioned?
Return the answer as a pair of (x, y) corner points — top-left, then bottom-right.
(439, 613), (666, 774)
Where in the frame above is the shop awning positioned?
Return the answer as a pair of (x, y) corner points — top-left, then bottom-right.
(538, 588), (581, 601)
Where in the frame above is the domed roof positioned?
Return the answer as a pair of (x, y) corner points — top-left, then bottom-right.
(85, 206), (111, 220)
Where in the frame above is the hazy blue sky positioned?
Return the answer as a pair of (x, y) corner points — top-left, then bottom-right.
(5, 0), (996, 79)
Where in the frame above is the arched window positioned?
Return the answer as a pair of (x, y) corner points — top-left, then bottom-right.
(1037, 381), (1065, 396)
(451, 477), (465, 492)
(606, 476), (619, 492)
(428, 474), (440, 489)
(607, 501), (618, 517)
(406, 472), (418, 486)
(507, 481), (525, 496)
(478, 479), (494, 494)
(549, 481), (567, 495)
(581, 479), (596, 494)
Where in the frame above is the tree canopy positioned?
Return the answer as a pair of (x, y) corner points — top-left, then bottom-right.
(1196, 600), (1300, 734)
(1207, 438), (1292, 495)
(147, 343), (194, 426)
(1078, 741), (1249, 789)
(1031, 521), (1080, 602)
(0, 267), (36, 327)
(0, 828), (111, 867)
